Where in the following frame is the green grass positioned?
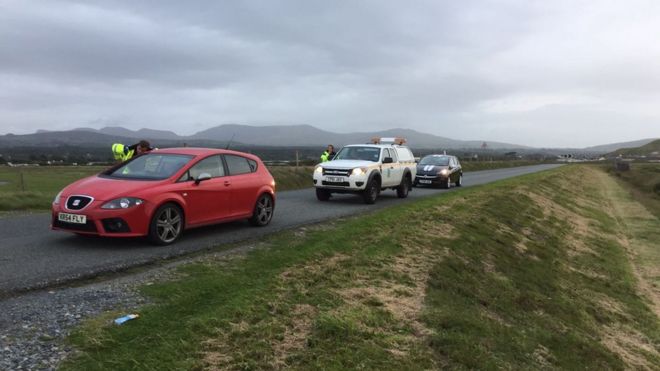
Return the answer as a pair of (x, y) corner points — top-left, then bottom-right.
(0, 166), (105, 211)
(605, 163), (660, 218)
(460, 160), (554, 172)
(62, 165), (659, 370)
(609, 138), (660, 156)
(0, 165), (313, 212)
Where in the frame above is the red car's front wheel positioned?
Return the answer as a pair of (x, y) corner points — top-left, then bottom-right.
(149, 203), (184, 245)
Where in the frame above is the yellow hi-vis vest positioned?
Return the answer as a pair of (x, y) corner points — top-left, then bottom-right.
(320, 151), (330, 162)
(112, 143), (135, 162)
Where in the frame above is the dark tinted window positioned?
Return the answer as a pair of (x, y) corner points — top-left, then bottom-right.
(419, 155), (450, 166)
(181, 155), (224, 181)
(225, 155), (255, 175)
(105, 154), (192, 180)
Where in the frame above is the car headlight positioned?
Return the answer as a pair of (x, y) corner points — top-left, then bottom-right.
(314, 166), (323, 174)
(53, 191), (63, 205)
(438, 169), (449, 176)
(101, 197), (144, 209)
(351, 167), (368, 176)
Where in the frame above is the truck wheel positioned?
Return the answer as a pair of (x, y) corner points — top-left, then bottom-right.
(316, 188), (331, 201)
(397, 176), (410, 198)
(363, 178), (380, 204)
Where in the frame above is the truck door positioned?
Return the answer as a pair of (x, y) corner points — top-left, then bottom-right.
(388, 148), (403, 186)
(381, 148), (396, 187)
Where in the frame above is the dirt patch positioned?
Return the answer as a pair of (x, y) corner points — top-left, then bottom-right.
(601, 324), (658, 370)
(279, 253), (351, 282)
(271, 304), (318, 368)
(532, 345), (555, 368)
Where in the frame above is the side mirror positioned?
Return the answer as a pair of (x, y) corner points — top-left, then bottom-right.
(383, 157), (394, 164)
(194, 173), (212, 185)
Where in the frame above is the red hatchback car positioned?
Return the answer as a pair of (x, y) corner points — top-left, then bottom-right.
(51, 148), (276, 245)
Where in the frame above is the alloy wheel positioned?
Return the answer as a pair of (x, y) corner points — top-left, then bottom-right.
(156, 206), (181, 243)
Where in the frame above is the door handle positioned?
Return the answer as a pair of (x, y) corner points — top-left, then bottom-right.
(224, 181), (231, 186)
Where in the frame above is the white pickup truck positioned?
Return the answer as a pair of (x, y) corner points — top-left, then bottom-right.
(313, 138), (417, 204)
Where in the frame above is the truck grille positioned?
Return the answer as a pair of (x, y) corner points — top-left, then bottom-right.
(322, 181), (350, 187)
(323, 168), (351, 176)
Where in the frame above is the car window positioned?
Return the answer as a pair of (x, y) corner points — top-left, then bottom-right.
(105, 154), (193, 180)
(181, 155), (224, 182)
(419, 156), (450, 166)
(389, 148), (398, 162)
(225, 155), (255, 175)
(334, 146), (382, 162)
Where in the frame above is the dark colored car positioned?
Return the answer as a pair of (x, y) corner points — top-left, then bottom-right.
(52, 148), (276, 245)
(413, 155), (462, 189)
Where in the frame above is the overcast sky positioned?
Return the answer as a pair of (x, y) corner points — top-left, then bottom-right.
(1, 0), (659, 147)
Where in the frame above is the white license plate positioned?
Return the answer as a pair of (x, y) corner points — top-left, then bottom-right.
(327, 176), (345, 182)
(419, 179), (432, 184)
(58, 212), (87, 224)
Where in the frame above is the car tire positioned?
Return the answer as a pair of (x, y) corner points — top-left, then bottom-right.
(148, 203), (184, 245)
(363, 177), (380, 204)
(316, 188), (331, 201)
(249, 193), (274, 226)
(456, 174), (462, 187)
(397, 175), (410, 198)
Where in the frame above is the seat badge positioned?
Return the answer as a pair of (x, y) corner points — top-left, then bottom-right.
(73, 199), (81, 207)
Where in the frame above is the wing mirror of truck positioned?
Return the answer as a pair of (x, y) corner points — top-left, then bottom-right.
(383, 157), (394, 164)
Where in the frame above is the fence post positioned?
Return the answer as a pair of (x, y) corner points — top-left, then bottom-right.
(19, 170), (25, 191)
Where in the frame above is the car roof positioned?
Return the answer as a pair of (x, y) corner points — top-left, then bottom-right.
(149, 147), (258, 159)
(424, 154), (453, 158)
(344, 144), (409, 149)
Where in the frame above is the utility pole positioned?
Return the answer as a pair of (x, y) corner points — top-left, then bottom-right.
(295, 150), (299, 167)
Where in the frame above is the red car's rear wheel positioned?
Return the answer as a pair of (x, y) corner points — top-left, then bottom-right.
(249, 194), (274, 226)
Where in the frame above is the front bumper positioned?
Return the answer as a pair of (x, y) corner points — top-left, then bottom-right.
(414, 174), (449, 186)
(313, 172), (369, 191)
(51, 201), (152, 237)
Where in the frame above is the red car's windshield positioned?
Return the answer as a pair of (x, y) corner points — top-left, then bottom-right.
(104, 154), (194, 180)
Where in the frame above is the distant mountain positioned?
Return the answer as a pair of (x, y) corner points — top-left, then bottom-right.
(75, 126), (181, 140)
(1, 124), (653, 153)
(191, 124), (528, 149)
(607, 139), (660, 156)
(584, 138), (658, 153)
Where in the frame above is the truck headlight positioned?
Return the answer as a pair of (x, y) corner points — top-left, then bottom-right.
(351, 167), (368, 176)
(314, 166), (323, 174)
(101, 197), (144, 209)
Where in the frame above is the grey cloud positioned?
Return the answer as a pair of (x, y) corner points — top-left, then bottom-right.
(0, 0), (658, 147)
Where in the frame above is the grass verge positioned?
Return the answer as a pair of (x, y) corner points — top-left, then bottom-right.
(54, 166), (660, 370)
(605, 163), (660, 218)
(62, 165), (659, 369)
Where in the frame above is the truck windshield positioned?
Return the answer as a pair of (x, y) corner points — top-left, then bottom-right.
(334, 147), (382, 162)
(419, 156), (450, 166)
(103, 154), (193, 180)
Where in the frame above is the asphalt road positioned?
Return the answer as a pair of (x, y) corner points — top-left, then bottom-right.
(0, 164), (562, 295)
